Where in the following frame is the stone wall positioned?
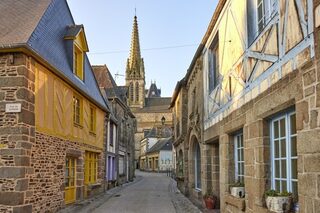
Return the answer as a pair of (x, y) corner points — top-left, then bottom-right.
(0, 53), (35, 213)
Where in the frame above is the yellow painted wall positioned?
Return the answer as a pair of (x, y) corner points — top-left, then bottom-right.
(35, 62), (104, 149)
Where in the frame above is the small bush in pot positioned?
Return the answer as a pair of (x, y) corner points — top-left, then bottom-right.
(230, 182), (245, 198)
(203, 191), (217, 209)
(265, 190), (292, 213)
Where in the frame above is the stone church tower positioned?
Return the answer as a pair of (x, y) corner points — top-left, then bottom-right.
(126, 15), (145, 108)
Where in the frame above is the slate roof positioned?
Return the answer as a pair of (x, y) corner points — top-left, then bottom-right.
(132, 97), (171, 113)
(147, 137), (172, 154)
(146, 83), (161, 98)
(0, 0), (107, 111)
(92, 65), (130, 112)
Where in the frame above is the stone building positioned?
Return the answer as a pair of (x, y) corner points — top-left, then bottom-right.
(125, 16), (173, 169)
(93, 65), (136, 185)
(0, 0), (109, 212)
(172, 0), (320, 212)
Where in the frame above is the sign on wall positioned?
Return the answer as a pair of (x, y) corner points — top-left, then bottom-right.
(5, 103), (21, 113)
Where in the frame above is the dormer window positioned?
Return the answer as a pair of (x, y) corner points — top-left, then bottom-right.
(74, 44), (83, 80)
(64, 25), (89, 82)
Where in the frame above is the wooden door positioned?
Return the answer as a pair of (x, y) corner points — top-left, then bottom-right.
(65, 157), (76, 204)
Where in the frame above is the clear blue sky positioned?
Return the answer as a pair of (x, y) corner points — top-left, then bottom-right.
(68, 0), (218, 97)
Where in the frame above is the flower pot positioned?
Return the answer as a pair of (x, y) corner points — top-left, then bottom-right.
(230, 186), (245, 198)
(266, 196), (292, 213)
(204, 197), (216, 209)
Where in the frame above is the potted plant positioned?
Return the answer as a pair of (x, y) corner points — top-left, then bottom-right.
(230, 182), (245, 198)
(203, 191), (217, 209)
(265, 190), (292, 213)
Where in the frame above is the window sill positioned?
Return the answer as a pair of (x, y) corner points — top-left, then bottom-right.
(87, 183), (101, 190)
(89, 131), (96, 136)
(74, 123), (83, 129)
(225, 194), (245, 211)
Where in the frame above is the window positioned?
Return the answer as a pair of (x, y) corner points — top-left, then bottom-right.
(85, 152), (98, 184)
(74, 45), (84, 80)
(208, 34), (219, 93)
(234, 133), (244, 183)
(109, 122), (114, 146)
(73, 96), (82, 125)
(129, 82), (133, 102)
(271, 111), (297, 196)
(135, 82), (139, 102)
(194, 142), (201, 190)
(89, 105), (96, 133)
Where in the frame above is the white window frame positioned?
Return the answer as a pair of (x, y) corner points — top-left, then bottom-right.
(256, 0), (273, 33)
(234, 133), (244, 183)
(270, 111), (297, 194)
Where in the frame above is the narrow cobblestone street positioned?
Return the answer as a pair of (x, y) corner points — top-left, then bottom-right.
(61, 170), (203, 213)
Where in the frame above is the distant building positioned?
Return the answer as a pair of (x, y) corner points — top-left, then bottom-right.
(0, 0), (109, 211)
(125, 16), (173, 168)
(139, 127), (173, 172)
(93, 65), (136, 186)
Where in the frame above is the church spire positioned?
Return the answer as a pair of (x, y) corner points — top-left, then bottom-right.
(126, 15), (145, 108)
(128, 15), (143, 78)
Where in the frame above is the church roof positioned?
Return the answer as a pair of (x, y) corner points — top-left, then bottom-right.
(131, 97), (171, 113)
(146, 82), (161, 98)
(147, 137), (172, 154)
(0, 0), (108, 111)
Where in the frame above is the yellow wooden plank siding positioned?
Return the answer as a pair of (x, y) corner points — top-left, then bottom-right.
(35, 62), (104, 149)
(65, 157), (76, 204)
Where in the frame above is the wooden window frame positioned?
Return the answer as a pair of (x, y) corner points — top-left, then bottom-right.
(208, 33), (219, 94)
(85, 152), (98, 184)
(73, 44), (84, 81)
(89, 105), (96, 134)
(73, 95), (82, 126)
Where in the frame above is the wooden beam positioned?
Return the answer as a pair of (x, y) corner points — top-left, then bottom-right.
(294, 0), (308, 37)
(247, 51), (278, 63)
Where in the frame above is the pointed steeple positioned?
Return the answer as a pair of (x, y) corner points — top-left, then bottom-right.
(128, 16), (143, 78)
(126, 15), (145, 108)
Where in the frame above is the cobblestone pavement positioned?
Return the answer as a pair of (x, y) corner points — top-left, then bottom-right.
(60, 170), (204, 213)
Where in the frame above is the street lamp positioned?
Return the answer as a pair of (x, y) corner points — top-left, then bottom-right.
(161, 116), (166, 125)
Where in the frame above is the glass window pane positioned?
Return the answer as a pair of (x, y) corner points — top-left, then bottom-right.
(275, 140), (279, 158)
(280, 118), (286, 137)
(274, 121), (279, 139)
(238, 149), (241, 161)
(291, 136), (297, 157)
(275, 180), (281, 191)
(291, 159), (297, 179)
(292, 181), (298, 196)
(281, 160), (287, 178)
(241, 163), (244, 176)
(275, 160), (280, 178)
(281, 139), (287, 158)
(290, 114), (296, 134)
(281, 181), (287, 192)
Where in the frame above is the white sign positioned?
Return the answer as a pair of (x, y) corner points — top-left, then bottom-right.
(5, 103), (21, 113)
